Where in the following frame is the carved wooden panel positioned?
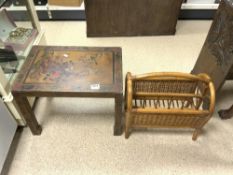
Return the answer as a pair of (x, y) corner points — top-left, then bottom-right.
(192, 0), (233, 91)
(226, 65), (233, 79)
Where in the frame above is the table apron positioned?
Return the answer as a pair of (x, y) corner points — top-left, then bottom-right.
(12, 91), (123, 98)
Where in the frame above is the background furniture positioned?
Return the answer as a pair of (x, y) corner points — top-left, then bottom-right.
(48, 0), (83, 6)
(0, 0), (221, 20)
(192, 0), (233, 119)
(84, 0), (183, 37)
(12, 46), (123, 136)
(0, 0), (46, 126)
(13, 0), (47, 6)
(125, 72), (215, 140)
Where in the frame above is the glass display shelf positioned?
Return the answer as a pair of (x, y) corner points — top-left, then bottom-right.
(0, 29), (44, 88)
(1, 0), (45, 88)
(0, 0), (46, 126)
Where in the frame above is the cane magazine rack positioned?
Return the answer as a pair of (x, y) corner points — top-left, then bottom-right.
(125, 72), (215, 141)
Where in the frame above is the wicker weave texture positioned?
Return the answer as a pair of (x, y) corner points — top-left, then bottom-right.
(125, 72), (215, 141)
(132, 114), (205, 128)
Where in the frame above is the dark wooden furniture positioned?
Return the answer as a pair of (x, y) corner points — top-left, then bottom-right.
(192, 0), (233, 119)
(218, 105), (233, 119)
(12, 46), (123, 135)
(125, 72), (215, 141)
(84, 0), (183, 37)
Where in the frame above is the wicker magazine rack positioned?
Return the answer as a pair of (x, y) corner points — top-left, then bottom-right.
(125, 72), (215, 140)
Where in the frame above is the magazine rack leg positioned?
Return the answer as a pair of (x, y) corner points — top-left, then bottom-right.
(192, 129), (201, 141)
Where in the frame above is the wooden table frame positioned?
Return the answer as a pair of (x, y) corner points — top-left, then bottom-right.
(13, 92), (123, 135)
(12, 46), (123, 136)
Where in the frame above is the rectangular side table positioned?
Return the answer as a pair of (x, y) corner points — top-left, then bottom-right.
(12, 46), (123, 135)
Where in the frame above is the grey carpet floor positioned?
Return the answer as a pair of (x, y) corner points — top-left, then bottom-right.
(6, 21), (233, 175)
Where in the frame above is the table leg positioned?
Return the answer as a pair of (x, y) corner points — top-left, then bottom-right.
(13, 93), (42, 135)
(114, 94), (123, 135)
(218, 104), (233, 119)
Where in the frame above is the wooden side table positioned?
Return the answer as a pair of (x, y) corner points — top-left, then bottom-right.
(12, 46), (123, 135)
